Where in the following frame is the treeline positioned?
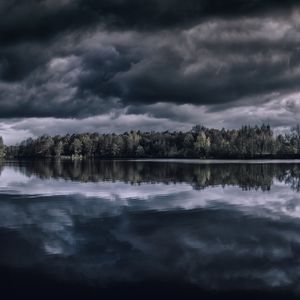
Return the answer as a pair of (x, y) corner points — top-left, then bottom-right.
(3, 124), (300, 159)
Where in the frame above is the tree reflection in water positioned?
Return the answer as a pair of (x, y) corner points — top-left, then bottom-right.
(3, 159), (300, 192)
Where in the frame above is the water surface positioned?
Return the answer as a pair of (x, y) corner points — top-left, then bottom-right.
(1, 159), (300, 299)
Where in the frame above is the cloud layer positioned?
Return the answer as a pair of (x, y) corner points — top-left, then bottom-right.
(1, 1), (300, 143)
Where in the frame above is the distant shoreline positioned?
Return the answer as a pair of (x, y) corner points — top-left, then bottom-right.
(3, 125), (300, 160)
(4, 157), (300, 164)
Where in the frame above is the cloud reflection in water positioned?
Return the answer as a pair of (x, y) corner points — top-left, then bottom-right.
(1, 160), (300, 295)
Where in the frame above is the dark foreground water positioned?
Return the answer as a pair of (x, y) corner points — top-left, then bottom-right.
(1, 159), (300, 299)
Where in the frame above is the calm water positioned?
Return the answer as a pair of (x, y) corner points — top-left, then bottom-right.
(1, 159), (300, 299)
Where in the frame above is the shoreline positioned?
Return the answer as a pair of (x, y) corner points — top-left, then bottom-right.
(4, 157), (300, 164)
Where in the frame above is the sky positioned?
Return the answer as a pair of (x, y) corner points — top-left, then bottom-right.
(0, 0), (300, 144)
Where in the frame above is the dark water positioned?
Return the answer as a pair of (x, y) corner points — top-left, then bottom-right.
(1, 159), (300, 299)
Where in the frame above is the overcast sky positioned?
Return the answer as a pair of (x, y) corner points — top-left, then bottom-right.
(0, 0), (300, 144)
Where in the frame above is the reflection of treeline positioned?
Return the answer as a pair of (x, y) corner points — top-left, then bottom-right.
(4, 124), (300, 159)
(7, 160), (300, 191)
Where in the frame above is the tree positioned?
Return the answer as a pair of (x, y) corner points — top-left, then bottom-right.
(194, 131), (210, 157)
(35, 135), (54, 157)
(54, 141), (64, 157)
(291, 124), (300, 155)
(136, 145), (145, 157)
(125, 132), (140, 156)
(82, 135), (93, 157)
(0, 137), (5, 158)
(70, 138), (82, 156)
(5, 124), (299, 159)
(192, 124), (205, 134)
(183, 133), (194, 157)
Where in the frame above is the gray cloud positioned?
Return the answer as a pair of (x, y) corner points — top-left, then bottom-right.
(1, 15), (300, 115)
(1, 0), (298, 46)
(2, 92), (300, 145)
(0, 1), (300, 141)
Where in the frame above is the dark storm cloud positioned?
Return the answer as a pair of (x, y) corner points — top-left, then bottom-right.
(76, 17), (300, 108)
(75, 0), (299, 31)
(0, 0), (298, 44)
(0, 0), (300, 121)
(0, 0), (97, 45)
(0, 43), (52, 81)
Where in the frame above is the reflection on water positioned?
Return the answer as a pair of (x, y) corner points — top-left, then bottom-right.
(1, 159), (300, 299)
(4, 159), (300, 191)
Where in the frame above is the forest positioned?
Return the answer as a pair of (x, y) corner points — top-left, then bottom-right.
(2, 124), (300, 159)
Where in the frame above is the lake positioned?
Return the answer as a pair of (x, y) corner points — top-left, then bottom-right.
(1, 159), (300, 299)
